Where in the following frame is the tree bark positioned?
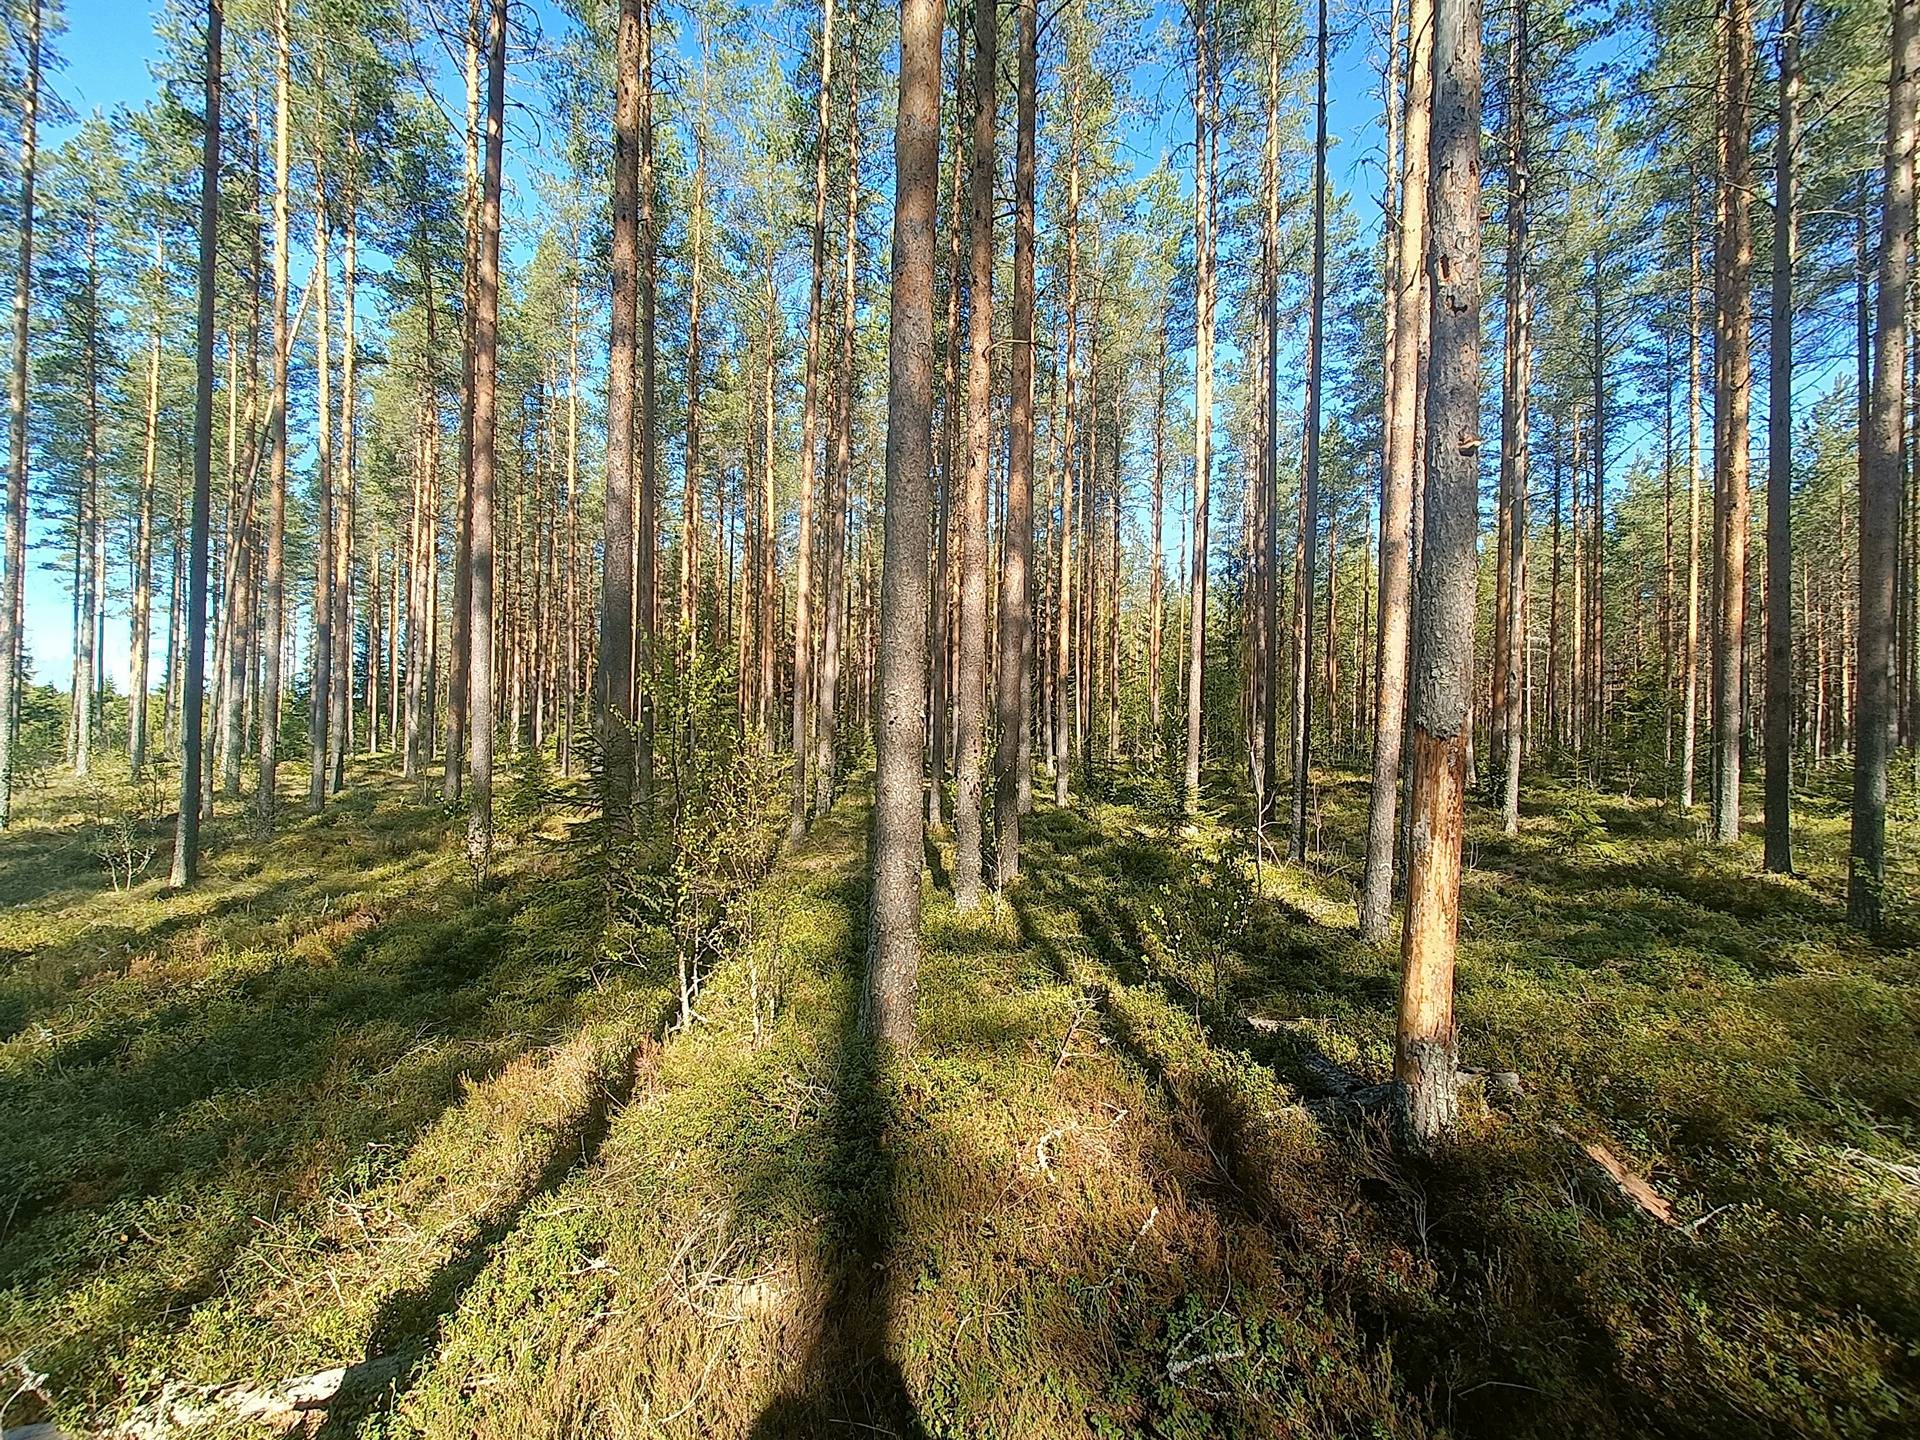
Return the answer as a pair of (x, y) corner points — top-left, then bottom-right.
(0, 0), (39, 828)
(172, 0), (221, 888)
(1499, 0), (1530, 836)
(1359, 0), (1431, 941)
(990, 0), (1036, 879)
(953, 0), (994, 909)
(869, 0), (943, 1048)
(601, 0), (641, 838)
(1396, 0), (1481, 1146)
(1289, 0), (1329, 859)
(1712, 0), (1753, 846)
(1184, 0), (1215, 814)
(1764, 0), (1799, 872)
(1852, 0), (1919, 928)
(791, 0), (835, 841)
(467, 0), (506, 876)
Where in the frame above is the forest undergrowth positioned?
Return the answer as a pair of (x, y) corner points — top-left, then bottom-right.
(1, 757), (1916, 1439)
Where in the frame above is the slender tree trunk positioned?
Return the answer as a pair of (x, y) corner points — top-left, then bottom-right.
(1359, 0), (1430, 940)
(601, 0), (641, 836)
(466, 0), (505, 875)
(1055, 79), (1081, 807)
(953, 0), (994, 908)
(444, 0), (479, 805)
(310, 202), (334, 813)
(930, 69), (960, 830)
(1682, 188), (1703, 808)
(258, 2), (291, 817)
(995, 0), (1035, 885)
(172, 0), (221, 888)
(1764, 0), (1800, 872)
(636, 0), (656, 807)
(1184, 1), (1215, 814)
(868, 0), (944, 1048)
(815, 63), (859, 820)
(791, 0), (835, 840)
(1852, 0), (1919, 928)
(330, 197), (357, 793)
(132, 240), (162, 775)
(1712, 0), (1754, 845)
(1290, 0), (1328, 858)
(1499, 0), (1530, 835)
(1397, 0), (1481, 1145)
(0, 0), (38, 827)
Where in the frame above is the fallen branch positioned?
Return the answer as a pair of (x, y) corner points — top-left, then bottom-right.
(119, 1355), (401, 1439)
(1550, 1123), (1678, 1228)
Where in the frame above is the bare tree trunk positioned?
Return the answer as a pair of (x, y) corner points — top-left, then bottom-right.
(1360, 0), (1430, 938)
(1148, 328), (1166, 751)
(0, 0), (38, 826)
(1712, 0), (1754, 845)
(466, 0), (505, 876)
(1499, 0), (1530, 836)
(601, 0), (641, 835)
(172, 0), (221, 888)
(1681, 187), (1703, 808)
(310, 201), (334, 813)
(1764, 0), (1799, 872)
(1288, 0), (1329, 857)
(930, 69), (960, 830)
(1054, 76), (1081, 807)
(258, 2), (291, 817)
(1184, 2), (1215, 814)
(132, 237), (163, 776)
(953, 0), (994, 908)
(1852, 0), (1919, 928)
(330, 197), (357, 793)
(1396, 0), (1481, 1145)
(868, 0), (944, 1048)
(815, 62), (859, 820)
(791, 0), (835, 840)
(635, 0), (656, 807)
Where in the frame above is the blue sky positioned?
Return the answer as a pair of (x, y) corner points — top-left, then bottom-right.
(24, 0), (1404, 691)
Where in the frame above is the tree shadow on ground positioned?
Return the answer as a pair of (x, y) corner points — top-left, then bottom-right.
(314, 1038), (648, 1437)
(748, 872), (927, 1439)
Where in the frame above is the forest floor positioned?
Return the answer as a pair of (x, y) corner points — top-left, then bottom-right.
(1, 754), (1917, 1439)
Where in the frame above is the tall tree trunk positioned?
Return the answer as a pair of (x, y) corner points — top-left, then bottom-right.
(258, 0), (291, 818)
(1764, 0), (1800, 872)
(1499, 0), (1530, 836)
(330, 196), (357, 793)
(132, 237), (163, 776)
(815, 61), (859, 820)
(602, 0), (641, 836)
(868, 0), (944, 1048)
(467, 0), (505, 875)
(1682, 186), (1703, 808)
(994, 0), (1037, 885)
(791, 0), (835, 840)
(636, 0), (656, 806)
(1289, 0), (1329, 858)
(1359, 0), (1431, 941)
(0, 0), (38, 827)
(1397, 0), (1481, 1145)
(1712, 0), (1754, 845)
(953, 0), (994, 909)
(1852, 0), (1919, 928)
(1054, 75), (1081, 807)
(309, 201), (334, 813)
(443, 0), (480, 805)
(1184, 0), (1215, 814)
(172, 0), (221, 888)
(930, 60), (960, 830)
